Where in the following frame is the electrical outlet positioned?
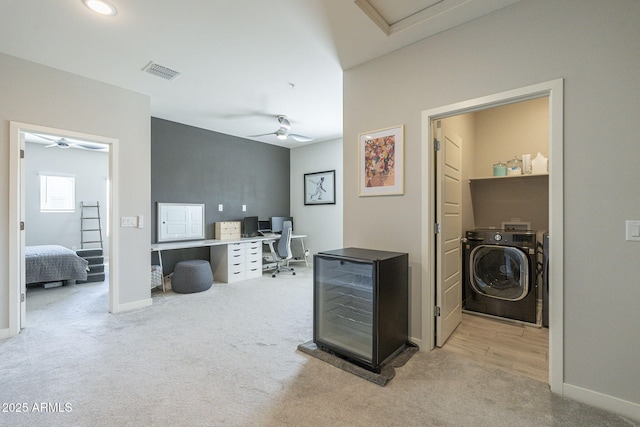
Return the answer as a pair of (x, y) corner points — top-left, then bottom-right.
(242, 204), (246, 212)
(137, 215), (144, 228)
(218, 204), (223, 212)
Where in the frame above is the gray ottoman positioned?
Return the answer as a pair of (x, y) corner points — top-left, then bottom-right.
(171, 260), (213, 294)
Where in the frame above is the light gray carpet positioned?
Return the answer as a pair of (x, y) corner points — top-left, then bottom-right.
(0, 266), (636, 427)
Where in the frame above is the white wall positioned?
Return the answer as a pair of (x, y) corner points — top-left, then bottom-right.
(343, 0), (640, 417)
(25, 142), (110, 257)
(0, 53), (151, 330)
(290, 138), (343, 258)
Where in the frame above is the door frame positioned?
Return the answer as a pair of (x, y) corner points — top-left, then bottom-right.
(9, 121), (120, 336)
(420, 79), (564, 393)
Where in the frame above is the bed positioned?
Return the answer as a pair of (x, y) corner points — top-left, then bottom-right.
(26, 245), (89, 285)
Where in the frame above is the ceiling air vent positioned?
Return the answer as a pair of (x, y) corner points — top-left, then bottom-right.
(142, 61), (181, 81)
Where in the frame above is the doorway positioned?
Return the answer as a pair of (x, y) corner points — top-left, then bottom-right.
(421, 79), (564, 393)
(8, 122), (119, 336)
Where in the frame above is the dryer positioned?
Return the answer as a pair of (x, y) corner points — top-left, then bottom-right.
(462, 229), (538, 324)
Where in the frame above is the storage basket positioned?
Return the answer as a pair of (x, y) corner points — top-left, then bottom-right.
(151, 265), (163, 289)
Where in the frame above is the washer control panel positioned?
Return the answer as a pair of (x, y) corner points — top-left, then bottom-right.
(465, 229), (536, 249)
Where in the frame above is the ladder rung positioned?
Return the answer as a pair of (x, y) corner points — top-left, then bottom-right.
(83, 240), (102, 244)
(82, 229), (101, 232)
(83, 217), (100, 219)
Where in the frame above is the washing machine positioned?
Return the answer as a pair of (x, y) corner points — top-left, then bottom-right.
(462, 229), (538, 324)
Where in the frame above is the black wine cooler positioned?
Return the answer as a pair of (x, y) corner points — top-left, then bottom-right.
(313, 248), (409, 372)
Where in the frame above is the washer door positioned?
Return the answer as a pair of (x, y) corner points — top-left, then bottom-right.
(469, 245), (530, 301)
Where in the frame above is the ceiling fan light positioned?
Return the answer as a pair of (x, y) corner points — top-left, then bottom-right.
(276, 132), (288, 140)
(83, 0), (117, 16)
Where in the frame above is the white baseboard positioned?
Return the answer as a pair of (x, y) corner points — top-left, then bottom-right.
(110, 298), (152, 314)
(563, 383), (640, 423)
(0, 328), (10, 340)
(410, 336), (424, 350)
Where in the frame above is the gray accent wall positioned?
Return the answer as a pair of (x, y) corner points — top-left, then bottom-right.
(151, 118), (290, 271)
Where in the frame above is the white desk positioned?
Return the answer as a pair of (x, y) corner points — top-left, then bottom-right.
(151, 234), (307, 287)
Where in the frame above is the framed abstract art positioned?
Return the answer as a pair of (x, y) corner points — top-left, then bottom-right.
(358, 125), (404, 196)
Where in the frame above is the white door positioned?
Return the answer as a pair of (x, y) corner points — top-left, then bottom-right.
(435, 120), (463, 347)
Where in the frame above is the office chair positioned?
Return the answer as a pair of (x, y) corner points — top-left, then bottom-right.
(266, 221), (295, 278)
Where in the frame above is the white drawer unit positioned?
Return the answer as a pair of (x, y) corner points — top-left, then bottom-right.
(210, 241), (263, 283)
(244, 241), (263, 279)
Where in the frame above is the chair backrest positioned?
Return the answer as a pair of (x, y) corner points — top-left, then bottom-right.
(277, 221), (293, 260)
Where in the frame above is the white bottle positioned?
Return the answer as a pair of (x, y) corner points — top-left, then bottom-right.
(531, 152), (548, 175)
(522, 154), (532, 174)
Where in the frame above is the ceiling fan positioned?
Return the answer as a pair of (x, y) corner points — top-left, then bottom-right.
(30, 133), (107, 151)
(251, 115), (313, 142)
(44, 137), (74, 149)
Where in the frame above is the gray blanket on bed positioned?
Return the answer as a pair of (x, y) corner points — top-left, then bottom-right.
(25, 245), (89, 284)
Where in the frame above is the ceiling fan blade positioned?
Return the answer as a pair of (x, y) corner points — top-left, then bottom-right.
(248, 132), (277, 138)
(44, 143), (58, 148)
(75, 143), (108, 151)
(289, 133), (313, 142)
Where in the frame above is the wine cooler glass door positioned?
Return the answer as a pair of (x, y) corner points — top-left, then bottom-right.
(315, 256), (374, 362)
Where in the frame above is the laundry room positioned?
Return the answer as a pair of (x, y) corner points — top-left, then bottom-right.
(444, 95), (549, 321)
(438, 96), (551, 382)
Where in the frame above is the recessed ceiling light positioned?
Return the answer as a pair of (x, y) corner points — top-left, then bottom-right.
(82, 0), (117, 16)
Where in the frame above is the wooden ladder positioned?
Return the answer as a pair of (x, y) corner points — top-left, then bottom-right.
(80, 201), (103, 249)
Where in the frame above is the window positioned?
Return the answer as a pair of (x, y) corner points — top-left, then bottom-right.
(40, 175), (76, 212)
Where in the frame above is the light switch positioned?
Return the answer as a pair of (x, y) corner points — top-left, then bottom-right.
(218, 204), (223, 212)
(625, 220), (640, 241)
(242, 204), (247, 212)
(121, 216), (137, 227)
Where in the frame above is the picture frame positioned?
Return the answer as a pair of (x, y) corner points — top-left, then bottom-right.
(304, 170), (336, 205)
(358, 125), (404, 196)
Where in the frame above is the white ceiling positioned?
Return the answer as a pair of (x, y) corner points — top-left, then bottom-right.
(0, 0), (519, 148)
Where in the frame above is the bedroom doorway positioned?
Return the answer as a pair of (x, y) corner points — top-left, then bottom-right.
(9, 122), (119, 335)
